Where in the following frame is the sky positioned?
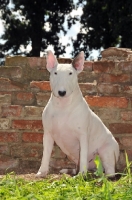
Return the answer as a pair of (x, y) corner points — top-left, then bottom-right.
(0, 1), (99, 60)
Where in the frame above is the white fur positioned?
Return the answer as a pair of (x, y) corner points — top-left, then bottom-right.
(36, 51), (119, 178)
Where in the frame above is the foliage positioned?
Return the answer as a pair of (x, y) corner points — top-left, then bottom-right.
(94, 155), (103, 177)
(73, 0), (132, 58)
(0, 0), (76, 58)
(0, 171), (132, 199)
(0, 154), (132, 200)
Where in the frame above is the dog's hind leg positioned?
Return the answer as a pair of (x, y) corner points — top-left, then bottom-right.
(99, 143), (119, 176)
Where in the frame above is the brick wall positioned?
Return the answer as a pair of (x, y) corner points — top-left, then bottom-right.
(0, 47), (132, 174)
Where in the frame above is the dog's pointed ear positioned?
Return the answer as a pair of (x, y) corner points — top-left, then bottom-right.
(72, 51), (84, 73)
(46, 50), (58, 72)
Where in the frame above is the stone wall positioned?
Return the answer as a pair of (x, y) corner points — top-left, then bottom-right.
(0, 47), (132, 174)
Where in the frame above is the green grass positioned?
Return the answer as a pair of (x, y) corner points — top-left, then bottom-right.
(0, 154), (132, 200)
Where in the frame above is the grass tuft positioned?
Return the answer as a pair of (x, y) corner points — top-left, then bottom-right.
(0, 154), (132, 199)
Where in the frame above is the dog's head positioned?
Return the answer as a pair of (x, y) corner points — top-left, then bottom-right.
(46, 51), (84, 98)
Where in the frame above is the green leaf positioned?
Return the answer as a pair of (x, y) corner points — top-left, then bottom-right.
(94, 155), (104, 177)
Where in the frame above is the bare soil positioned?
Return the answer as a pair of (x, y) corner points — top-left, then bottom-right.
(0, 168), (71, 181)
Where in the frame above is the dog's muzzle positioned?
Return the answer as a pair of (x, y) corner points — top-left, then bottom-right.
(58, 90), (66, 97)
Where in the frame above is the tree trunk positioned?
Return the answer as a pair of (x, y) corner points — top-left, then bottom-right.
(30, 10), (44, 57)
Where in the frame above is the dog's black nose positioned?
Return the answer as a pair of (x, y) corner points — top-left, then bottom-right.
(58, 90), (66, 97)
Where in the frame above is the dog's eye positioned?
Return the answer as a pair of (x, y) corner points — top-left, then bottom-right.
(54, 72), (57, 75)
(69, 72), (72, 75)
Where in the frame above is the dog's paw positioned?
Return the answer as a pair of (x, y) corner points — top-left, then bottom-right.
(60, 168), (77, 175)
(59, 169), (69, 174)
(35, 171), (48, 178)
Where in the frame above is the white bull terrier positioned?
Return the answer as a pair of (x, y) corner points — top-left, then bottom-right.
(36, 51), (119, 178)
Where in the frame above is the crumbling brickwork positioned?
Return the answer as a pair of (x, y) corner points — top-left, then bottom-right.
(0, 47), (132, 174)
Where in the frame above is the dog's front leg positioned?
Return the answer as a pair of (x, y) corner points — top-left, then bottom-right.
(36, 131), (54, 178)
(79, 133), (88, 174)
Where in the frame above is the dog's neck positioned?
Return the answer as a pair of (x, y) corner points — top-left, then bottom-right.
(51, 85), (83, 108)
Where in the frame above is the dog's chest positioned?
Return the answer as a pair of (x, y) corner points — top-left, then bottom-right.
(45, 107), (81, 160)
(44, 100), (89, 140)
(51, 109), (78, 136)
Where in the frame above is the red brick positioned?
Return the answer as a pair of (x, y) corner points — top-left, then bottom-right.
(36, 92), (50, 106)
(12, 120), (43, 130)
(5, 56), (46, 69)
(78, 71), (86, 82)
(24, 106), (43, 117)
(23, 145), (43, 158)
(84, 61), (93, 71)
(0, 145), (10, 155)
(101, 47), (131, 58)
(0, 66), (22, 79)
(85, 96), (129, 108)
(121, 111), (132, 121)
(19, 160), (40, 171)
(5, 56), (27, 66)
(99, 74), (130, 83)
(27, 57), (46, 69)
(97, 83), (121, 94)
(78, 70), (98, 83)
(0, 78), (22, 91)
(123, 85), (132, 95)
(93, 61), (115, 73)
(0, 94), (11, 104)
(0, 92), (11, 95)
(118, 61), (132, 71)
(16, 92), (34, 101)
(30, 81), (51, 91)
(98, 109), (119, 121)
(116, 151), (126, 170)
(0, 132), (19, 142)
(10, 144), (24, 158)
(51, 144), (66, 159)
(22, 132), (43, 143)
(1, 105), (22, 117)
(49, 157), (76, 169)
(12, 92), (35, 105)
(79, 83), (97, 95)
(109, 123), (132, 134)
(57, 57), (72, 64)
(119, 137), (132, 147)
(0, 157), (19, 170)
(0, 119), (10, 129)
